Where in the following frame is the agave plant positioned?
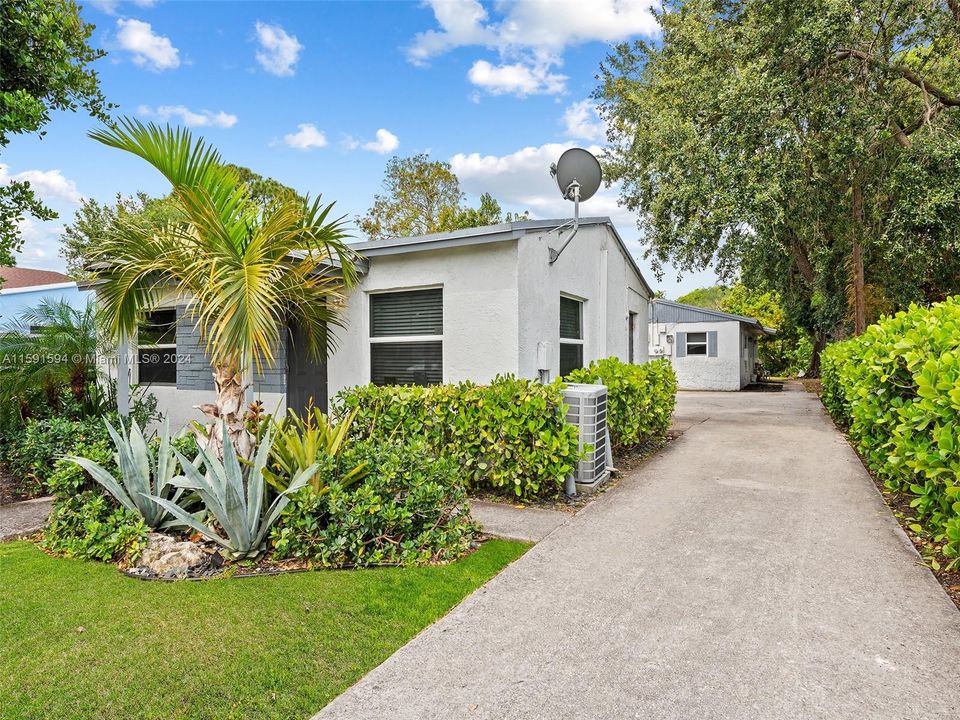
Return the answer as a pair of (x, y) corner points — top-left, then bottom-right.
(150, 422), (317, 559)
(66, 418), (185, 529)
(264, 405), (366, 493)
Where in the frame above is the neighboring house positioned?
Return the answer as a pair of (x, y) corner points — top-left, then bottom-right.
(648, 299), (775, 391)
(0, 267), (91, 326)
(94, 217), (653, 429)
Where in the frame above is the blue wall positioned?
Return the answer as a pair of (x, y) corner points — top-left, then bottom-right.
(0, 285), (93, 327)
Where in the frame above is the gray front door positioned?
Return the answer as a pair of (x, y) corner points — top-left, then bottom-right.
(286, 323), (328, 415)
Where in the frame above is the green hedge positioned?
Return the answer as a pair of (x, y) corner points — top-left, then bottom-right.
(821, 296), (960, 566)
(566, 357), (677, 449)
(335, 375), (582, 499)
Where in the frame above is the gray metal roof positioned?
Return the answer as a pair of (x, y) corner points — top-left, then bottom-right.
(650, 299), (776, 336)
(348, 217), (654, 297)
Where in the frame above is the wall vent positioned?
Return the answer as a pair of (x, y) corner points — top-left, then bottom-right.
(562, 383), (611, 492)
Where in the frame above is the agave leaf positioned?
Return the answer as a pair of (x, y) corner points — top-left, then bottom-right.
(246, 426), (273, 533)
(66, 456), (139, 515)
(147, 494), (229, 549)
(254, 462), (317, 549)
(219, 423), (251, 552)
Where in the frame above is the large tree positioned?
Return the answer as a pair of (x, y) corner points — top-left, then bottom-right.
(598, 0), (960, 373)
(358, 155), (523, 240)
(0, 0), (111, 266)
(90, 120), (359, 459)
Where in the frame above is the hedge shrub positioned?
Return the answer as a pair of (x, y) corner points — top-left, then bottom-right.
(566, 357), (677, 449)
(271, 440), (476, 567)
(335, 375), (582, 499)
(820, 296), (960, 566)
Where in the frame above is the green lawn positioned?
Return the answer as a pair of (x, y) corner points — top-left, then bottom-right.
(0, 539), (527, 720)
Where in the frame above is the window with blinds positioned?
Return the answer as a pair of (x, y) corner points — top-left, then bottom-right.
(369, 289), (442, 386)
(559, 295), (584, 377)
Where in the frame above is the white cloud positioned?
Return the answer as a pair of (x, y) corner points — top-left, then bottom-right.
(283, 123), (327, 150)
(0, 165), (82, 204)
(562, 99), (607, 141)
(137, 104), (238, 128)
(116, 18), (180, 71)
(13, 217), (68, 271)
(91, 0), (157, 14)
(254, 21), (303, 77)
(407, 0), (660, 96)
(467, 59), (566, 97)
(362, 129), (400, 154)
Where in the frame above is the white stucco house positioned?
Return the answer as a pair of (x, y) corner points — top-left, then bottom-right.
(648, 299), (775, 391)
(99, 217), (653, 428)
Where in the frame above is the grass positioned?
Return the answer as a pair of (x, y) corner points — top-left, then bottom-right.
(0, 539), (527, 720)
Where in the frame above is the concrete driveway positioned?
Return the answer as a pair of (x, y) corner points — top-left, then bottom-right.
(315, 386), (960, 720)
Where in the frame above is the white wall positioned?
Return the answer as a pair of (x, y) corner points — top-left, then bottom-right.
(649, 320), (743, 390)
(148, 386), (286, 432)
(516, 224), (650, 380)
(326, 240), (521, 398)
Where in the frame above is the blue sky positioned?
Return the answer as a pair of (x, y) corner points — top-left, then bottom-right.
(3, 0), (717, 298)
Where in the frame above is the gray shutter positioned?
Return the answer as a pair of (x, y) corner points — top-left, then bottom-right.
(707, 330), (718, 357)
(175, 305), (215, 391)
(675, 332), (686, 358)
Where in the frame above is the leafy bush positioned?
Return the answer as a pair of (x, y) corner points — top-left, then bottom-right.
(335, 375), (582, 499)
(40, 491), (148, 564)
(566, 357), (677, 449)
(820, 297), (960, 566)
(271, 441), (476, 567)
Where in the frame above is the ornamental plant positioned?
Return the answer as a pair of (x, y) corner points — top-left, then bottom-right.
(820, 296), (960, 567)
(566, 357), (677, 449)
(336, 375), (581, 499)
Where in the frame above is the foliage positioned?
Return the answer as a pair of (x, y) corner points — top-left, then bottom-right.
(336, 375), (582, 499)
(0, 539), (526, 720)
(271, 441), (477, 567)
(151, 424), (317, 559)
(65, 419), (186, 529)
(88, 118), (361, 459)
(357, 155), (524, 240)
(0, 298), (103, 416)
(566, 357), (677, 449)
(820, 296), (960, 566)
(0, 0), (111, 263)
(40, 492), (147, 564)
(676, 286), (728, 310)
(265, 405), (366, 493)
(598, 1), (960, 372)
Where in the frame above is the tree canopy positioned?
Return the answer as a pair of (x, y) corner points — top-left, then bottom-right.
(0, 0), (111, 266)
(357, 154), (525, 240)
(598, 0), (960, 372)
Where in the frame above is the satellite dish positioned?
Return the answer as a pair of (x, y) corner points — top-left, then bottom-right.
(550, 148), (602, 202)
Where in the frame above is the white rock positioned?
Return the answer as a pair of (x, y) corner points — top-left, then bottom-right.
(136, 532), (206, 574)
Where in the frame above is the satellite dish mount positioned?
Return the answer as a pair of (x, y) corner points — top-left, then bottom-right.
(547, 148), (602, 265)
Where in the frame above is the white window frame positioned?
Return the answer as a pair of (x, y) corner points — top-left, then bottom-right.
(685, 331), (708, 356)
(367, 286), (444, 385)
(559, 294), (585, 375)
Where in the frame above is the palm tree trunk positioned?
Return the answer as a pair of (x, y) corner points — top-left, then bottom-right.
(193, 359), (254, 460)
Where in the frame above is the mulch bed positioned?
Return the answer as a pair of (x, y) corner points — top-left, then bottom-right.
(0, 468), (30, 506)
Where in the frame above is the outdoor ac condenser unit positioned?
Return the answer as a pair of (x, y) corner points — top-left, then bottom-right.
(561, 383), (612, 493)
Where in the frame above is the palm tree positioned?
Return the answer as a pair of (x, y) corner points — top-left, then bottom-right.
(89, 119), (359, 459)
(0, 298), (101, 415)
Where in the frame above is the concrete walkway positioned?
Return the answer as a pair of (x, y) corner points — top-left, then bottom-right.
(469, 500), (570, 542)
(0, 496), (51, 541)
(315, 387), (960, 720)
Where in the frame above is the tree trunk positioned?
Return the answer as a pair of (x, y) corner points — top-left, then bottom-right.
(805, 330), (828, 378)
(193, 359), (254, 461)
(851, 177), (867, 335)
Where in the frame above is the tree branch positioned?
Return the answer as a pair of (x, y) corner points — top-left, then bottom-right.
(835, 48), (960, 106)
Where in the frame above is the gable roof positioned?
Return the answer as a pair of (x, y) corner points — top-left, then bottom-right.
(348, 217), (654, 297)
(0, 267), (72, 290)
(650, 299), (776, 336)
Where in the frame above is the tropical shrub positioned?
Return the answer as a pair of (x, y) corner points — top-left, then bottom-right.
(336, 375), (582, 499)
(40, 491), (148, 563)
(566, 357), (677, 449)
(271, 440), (476, 567)
(151, 423), (317, 560)
(265, 405), (366, 493)
(820, 296), (960, 566)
